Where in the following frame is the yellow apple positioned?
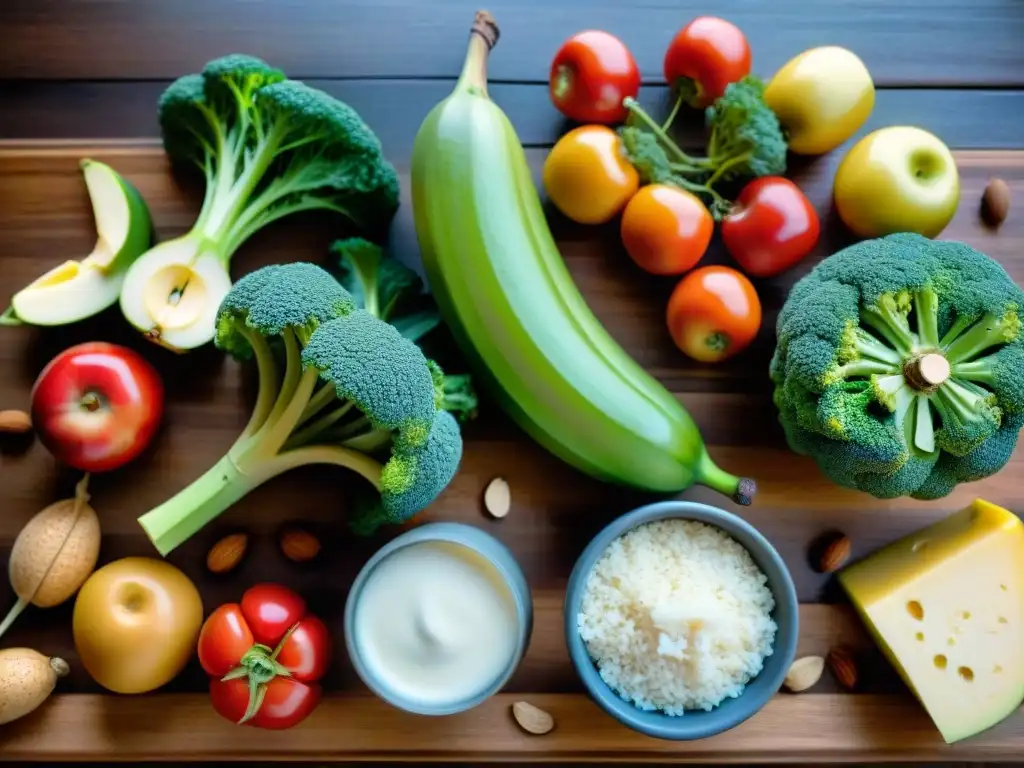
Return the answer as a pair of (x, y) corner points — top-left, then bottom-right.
(833, 126), (960, 239)
(765, 46), (875, 155)
(72, 557), (203, 694)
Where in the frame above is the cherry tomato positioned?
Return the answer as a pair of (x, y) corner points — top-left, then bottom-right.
(620, 184), (713, 275)
(666, 266), (762, 363)
(663, 17), (752, 108)
(543, 125), (640, 225)
(721, 177), (820, 278)
(549, 30), (640, 124)
(198, 584), (330, 730)
(30, 341), (164, 473)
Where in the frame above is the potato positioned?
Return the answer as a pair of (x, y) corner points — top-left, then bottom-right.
(0, 477), (101, 638)
(0, 648), (69, 725)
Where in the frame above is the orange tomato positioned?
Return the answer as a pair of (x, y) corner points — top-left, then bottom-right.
(543, 125), (639, 224)
(666, 266), (762, 363)
(620, 184), (713, 275)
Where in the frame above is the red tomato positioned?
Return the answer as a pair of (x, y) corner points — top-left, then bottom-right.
(620, 184), (713, 275)
(663, 17), (752, 108)
(549, 30), (640, 124)
(198, 584), (330, 730)
(209, 677), (321, 732)
(666, 266), (762, 363)
(721, 177), (821, 278)
(30, 341), (164, 473)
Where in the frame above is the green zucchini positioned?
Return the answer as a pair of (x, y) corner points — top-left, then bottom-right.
(410, 12), (755, 504)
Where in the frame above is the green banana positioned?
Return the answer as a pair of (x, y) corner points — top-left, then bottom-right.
(410, 12), (755, 505)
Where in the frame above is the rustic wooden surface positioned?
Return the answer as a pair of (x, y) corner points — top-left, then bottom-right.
(0, 0), (1023, 763)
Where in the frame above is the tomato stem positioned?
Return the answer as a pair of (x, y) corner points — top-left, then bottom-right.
(224, 621), (301, 725)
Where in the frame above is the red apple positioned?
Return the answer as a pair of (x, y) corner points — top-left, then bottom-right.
(31, 342), (164, 473)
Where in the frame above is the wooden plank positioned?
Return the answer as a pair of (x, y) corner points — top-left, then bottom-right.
(0, 146), (1020, 597)
(4, 691), (1024, 762)
(0, 143), (1022, 758)
(1, 0), (1022, 87)
(2, 80), (1023, 154)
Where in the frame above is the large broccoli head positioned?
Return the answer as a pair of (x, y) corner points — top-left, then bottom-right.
(771, 233), (1024, 499)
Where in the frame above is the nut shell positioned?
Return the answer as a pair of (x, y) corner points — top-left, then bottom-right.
(280, 527), (321, 563)
(206, 533), (248, 574)
(827, 646), (859, 691)
(512, 700), (554, 735)
(982, 178), (1011, 226)
(818, 534), (852, 573)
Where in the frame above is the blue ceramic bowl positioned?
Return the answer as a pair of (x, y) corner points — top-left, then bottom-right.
(344, 522), (533, 716)
(565, 500), (798, 741)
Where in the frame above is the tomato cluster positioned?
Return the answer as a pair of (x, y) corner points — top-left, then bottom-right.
(543, 18), (821, 364)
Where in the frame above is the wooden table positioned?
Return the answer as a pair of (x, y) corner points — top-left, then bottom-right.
(1, 0), (1023, 763)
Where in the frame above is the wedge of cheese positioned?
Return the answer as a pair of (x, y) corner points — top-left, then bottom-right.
(839, 499), (1024, 744)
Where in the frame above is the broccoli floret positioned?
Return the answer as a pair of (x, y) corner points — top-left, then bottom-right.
(349, 410), (464, 535)
(137, 263), (464, 555)
(119, 54), (400, 353)
(772, 232), (1024, 500)
(618, 76), (787, 217)
(330, 237), (479, 423)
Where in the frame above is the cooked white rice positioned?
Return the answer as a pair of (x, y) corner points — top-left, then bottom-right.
(577, 519), (777, 715)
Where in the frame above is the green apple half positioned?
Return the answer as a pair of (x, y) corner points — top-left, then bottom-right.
(118, 238), (232, 352)
(2, 160), (153, 326)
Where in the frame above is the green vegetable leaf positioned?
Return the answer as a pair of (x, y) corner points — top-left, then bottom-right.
(391, 309), (441, 343)
(331, 237), (424, 322)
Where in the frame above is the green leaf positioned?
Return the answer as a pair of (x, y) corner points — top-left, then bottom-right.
(391, 309), (441, 342)
(331, 237), (424, 323)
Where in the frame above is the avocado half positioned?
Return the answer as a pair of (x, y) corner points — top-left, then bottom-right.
(2, 159), (153, 327)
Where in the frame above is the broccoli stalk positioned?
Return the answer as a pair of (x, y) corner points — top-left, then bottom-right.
(137, 263), (463, 555)
(771, 233), (1024, 500)
(618, 76), (787, 217)
(119, 55), (400, 353)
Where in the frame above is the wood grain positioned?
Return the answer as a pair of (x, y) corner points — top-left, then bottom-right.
(1, 0), (1022, 87)
(0, 135), (1022, 758)
(4, 692), (1024, 762)
(2, 80), (1023, 154)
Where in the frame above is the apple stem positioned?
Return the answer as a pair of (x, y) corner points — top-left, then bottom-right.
(81, 393), (101, 412)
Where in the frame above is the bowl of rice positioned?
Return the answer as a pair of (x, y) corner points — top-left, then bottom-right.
(564, 500), (798, 741)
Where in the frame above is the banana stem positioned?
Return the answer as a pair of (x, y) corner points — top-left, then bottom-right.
(456, 11), (500, 98)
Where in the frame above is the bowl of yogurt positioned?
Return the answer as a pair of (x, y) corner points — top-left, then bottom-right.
(344, 522), (533, 715)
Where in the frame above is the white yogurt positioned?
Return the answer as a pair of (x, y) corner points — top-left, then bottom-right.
(352, 540), (520, 707)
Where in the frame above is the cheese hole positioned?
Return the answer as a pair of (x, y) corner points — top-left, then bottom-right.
(999, 616), (1009, 624)
(994, 665), (1004, 674)
(1000, 584), (1008, 591)
(958, 666), (974, 682)
(959, 610), (971, 620)
(947, 637), (956, 646)
(907, 600), (924, 620)
(915, 632), (924, 642)
(934, 655), (948, 670)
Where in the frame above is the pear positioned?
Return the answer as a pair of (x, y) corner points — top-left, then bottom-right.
(3, 160), (153, 326)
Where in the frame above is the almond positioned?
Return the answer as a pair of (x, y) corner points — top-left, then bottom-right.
(982, 178), (1011, 226)
(512, 700), (554, 735)
(817, 533), (851, 573)
(483, 477), (511, 518)
(827, 646), (859, 691)
(784, 655), (825, 692)
(206, 533), (248, 574)
(0, 409), (32, 435)
(280, 527), (321, 563)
